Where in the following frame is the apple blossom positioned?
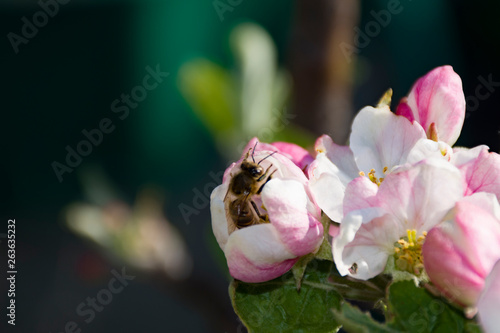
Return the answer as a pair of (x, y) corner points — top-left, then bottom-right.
(396, 65), (466, 145)
(309, 104), (450, 222)
(211, 138), (323, 283)
(422, 192), (500, 307)
(332, 159), (464, 280)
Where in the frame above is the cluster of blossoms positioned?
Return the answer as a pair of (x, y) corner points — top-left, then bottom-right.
(210, 66), (500, 332)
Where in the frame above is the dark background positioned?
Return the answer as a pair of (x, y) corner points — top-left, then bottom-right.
(1, 0), (499, 332)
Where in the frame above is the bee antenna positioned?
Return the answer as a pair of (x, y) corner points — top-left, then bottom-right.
(251, 141), (258, 163)
(258, 151), (277, 165)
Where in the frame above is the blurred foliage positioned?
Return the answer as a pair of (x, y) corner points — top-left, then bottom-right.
(179, 22), (315, 159)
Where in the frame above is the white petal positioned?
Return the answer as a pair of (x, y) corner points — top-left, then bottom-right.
(350, 106), (426, 177)
(333, 207), (387, 278)
(309, 171), (346, 222)
(406, 139), (453, 164)
(478, 260), (500, 333)
(378, 159), (464, 232)
(315, 135), (359, 181)
(210, 184), (230, 250)
(451, 145), (489, 167)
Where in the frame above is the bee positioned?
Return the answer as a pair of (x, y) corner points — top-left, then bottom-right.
(224, 143), (276, 234)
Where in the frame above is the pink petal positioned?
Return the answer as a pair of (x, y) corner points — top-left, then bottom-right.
(225, 224), (298, 283)
(458, 149), (500, 201)
(397, 66), (465, 145)
(261, 178), (323, 257)
(377, 159), (464, 232)
(478, 260), (500, 333)
(423, 224), (485, 306)
(343, 176), (379, 215)
(271, 141), (314, 171)
(423, 193), (500, 306)
(395, 97), (415, 122)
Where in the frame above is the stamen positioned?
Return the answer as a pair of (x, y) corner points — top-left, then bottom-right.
(393, 229), (426, 276)
(364, 168), (387, 186)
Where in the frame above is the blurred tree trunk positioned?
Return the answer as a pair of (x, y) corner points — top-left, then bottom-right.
(289, 0), (360, 145)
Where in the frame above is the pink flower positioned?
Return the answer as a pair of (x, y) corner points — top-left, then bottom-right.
(422, 193), (500, 307)
(396, 65), (466, 145)
(211, 138), (323, 283)
(309, 105), (449, 222)
(451, 145), (500, 201)
(332, 159), (464, 280)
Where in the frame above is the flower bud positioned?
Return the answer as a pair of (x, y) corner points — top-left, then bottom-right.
(396, 65), (465, 146)
(422, 193), (500, 306)
(211, 138), (323, 282)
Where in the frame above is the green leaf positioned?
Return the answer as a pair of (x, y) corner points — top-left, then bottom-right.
(464, 321), (484, 333)
(291, 254), (314, 290)
(332, 303), (400, 333)
(315, 214), (334, 261)
(328, 267), (389, 303)
(387, 281), (475, 333)
(230, 260), (342, 333)
(178, 59), (236, 136)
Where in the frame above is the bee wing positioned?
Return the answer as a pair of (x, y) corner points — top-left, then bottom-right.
(224, 191), (261, 235)
(224, 190), (239, 235)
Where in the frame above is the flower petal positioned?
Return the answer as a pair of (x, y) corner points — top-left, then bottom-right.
(225, 223), (297, 282)
(457, 148), (500, 201)
(332, 207), (388, 278)
(308, 153), (351, 222)
(406, 138), (452, 164)
(343, 176), (379, 215)
(451, 145), (489, 167)
(210, 184), (230, 250)
(423, 193), (500, 306)
(397, 66), (465, 145)
(309, 170), (346, 223)
(377, 159), (464, 232)
(314, 134), (359, 182)
(350, 105), (426, 177)
(478, 260), (500, 333)
(271, 141), (314, 171)
(261, 178), (323, 257)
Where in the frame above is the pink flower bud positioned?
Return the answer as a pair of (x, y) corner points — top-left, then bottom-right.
(396, 66), (466, 146)
(211, 138), (323, 282)
(422, 193), (500, 306)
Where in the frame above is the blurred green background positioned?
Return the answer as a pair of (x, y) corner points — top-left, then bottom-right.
(1, 0), (500, 332)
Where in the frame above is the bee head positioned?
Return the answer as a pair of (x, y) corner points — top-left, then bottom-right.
(240, 161), (264, 178)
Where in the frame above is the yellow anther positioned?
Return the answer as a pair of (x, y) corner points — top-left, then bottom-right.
(394, 229), (427, 276)
(383, 166), (388, 174)
(359, 171), (366, 177)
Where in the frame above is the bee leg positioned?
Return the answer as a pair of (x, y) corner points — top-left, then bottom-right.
(250, 200), (268, 222)
(257, 169), (277, 194)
